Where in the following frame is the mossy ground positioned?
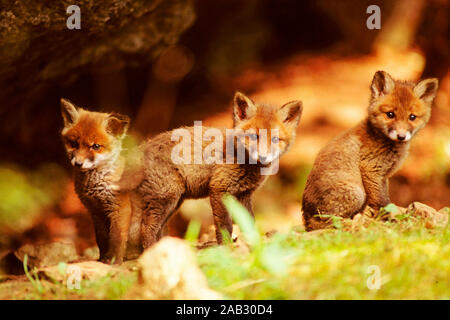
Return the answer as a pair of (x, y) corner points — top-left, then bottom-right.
(1, 204), (448, 300)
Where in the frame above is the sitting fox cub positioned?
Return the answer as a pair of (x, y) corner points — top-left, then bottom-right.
(302, 71), (438, 230)
(61, 99), (140, 263)
(125, 92), (302, 247)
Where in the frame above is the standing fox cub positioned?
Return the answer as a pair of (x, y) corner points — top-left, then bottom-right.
(61, 93), (302, 261)
(125, 92), (302, 247)
(61, 99), (138, 263)
(302, 71), (438, 230)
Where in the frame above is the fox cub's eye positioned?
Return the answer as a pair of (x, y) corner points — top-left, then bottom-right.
(248, 133), (258, 141)
(271, 136), (280, 143)
(409, 114), (416, 121)
(386, 112), (395, 119)
(91, 143), (101, 150)
(68, 140), (78, 149)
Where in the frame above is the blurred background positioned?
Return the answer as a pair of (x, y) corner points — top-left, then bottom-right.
(0, 0), (449, 273)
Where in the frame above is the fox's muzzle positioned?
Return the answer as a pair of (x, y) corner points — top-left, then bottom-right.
(71, 151), (95, 170)
(388, 128), (411, 142)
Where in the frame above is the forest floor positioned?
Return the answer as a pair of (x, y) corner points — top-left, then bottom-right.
(0, 202), (449, 299)
(1, 47), (449, 299)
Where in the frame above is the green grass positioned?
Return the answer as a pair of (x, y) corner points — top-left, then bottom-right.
(2, 197), (448, 300)
(196, 197), (450, 299)
(198, 226), (449, 299)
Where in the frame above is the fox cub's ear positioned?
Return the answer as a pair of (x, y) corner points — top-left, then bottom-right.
(105, 113), (130, 137)
(278, 101), (302, 128)
(233, 92), (257, 124)
(371, 71), (395, 99)
(414, 78), (439, 105)
(61, 98), (79, 127)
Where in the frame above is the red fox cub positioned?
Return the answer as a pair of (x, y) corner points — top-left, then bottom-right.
(132, 92), (302, 247)
(60, 99), (135, 263)
(302, 71), (438, 230)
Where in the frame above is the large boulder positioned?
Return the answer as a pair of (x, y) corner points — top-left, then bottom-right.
(0, 0), (195, 165)
(0, 0), (195, 85)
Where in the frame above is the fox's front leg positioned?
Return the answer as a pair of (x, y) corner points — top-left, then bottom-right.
(91, 212), (110, 261)
(210, 191), (233, 244)
(361, 172), (390, 210)
(106, 214), (126, 264)
(106, 194), (132, 264)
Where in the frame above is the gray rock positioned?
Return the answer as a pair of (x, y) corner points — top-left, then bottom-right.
(39, 261), (122, 284)
(407, 202), (449, 228)
(14, 242), (79, 268)
(0, 0), (195, 154)
(0, 0), (195, 85)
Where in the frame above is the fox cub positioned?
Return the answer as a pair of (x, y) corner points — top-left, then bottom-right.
(61, 99), (137, 263)
(130, 92), (302, 247)
(302, 71), (438, 230)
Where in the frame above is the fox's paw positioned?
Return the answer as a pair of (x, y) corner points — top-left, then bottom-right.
(99, 256), (123, 265)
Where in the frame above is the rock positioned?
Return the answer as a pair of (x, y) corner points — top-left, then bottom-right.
(39, 261), (122, 284)
(350, 213), (372, 231)
(387, 206), (407, 221)
(132, 237), (222, 299)
(121, 260), (140, 272)
(0, 0), (195, 84)
(0, 0), (196, 166)
(15, 242), (79, 269)
(81, 246), (100, 260)
(198, 224), (217, 245)
(406, 202), (449, 228)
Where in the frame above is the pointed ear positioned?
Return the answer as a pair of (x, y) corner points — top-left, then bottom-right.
(278, 100), (302, 128)
(61, 98), (79, 126)
(233, 92), (257, 124)
(414, 78), (439, 105)
(105, 113), (130, 137)
(371, 71), (395, 99)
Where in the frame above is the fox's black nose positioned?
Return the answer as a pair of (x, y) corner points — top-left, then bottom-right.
(74, 160), (83, 167)
(397, 134), (406, 141)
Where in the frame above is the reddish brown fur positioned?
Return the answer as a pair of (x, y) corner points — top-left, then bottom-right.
(63, 113), (112, 162)
(132, 92), (302, 247)
(61, 99), (135, 264)
(302, 71), (438, 230)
